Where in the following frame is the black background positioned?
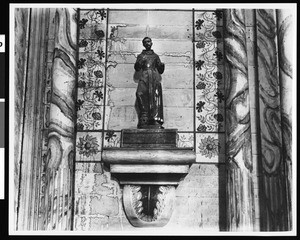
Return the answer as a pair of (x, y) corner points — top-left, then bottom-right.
(0, 0), (8, 237)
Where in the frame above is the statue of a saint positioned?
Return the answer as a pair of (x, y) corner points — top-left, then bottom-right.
(134, 37), (165, 129)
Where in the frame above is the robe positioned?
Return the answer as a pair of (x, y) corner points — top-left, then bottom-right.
(134, 49), (165, 128)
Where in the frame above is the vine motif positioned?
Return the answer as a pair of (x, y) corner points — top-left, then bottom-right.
(76, 87), (104, 130)
(194, 11), (225, 132)
(177, 134), (194, 148)
(81, 9), (107, 24)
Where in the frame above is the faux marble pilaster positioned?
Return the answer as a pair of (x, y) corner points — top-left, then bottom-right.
(16, 8), (50, 231)
(277, 9), (293, 230)
(256, 9), (289, 231)
(46, 8), (77, 230)
(223, 9), (254, 231)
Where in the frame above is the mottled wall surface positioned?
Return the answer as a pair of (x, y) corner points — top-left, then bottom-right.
(74, 9), (226, 231)
(74, 163), (226, 231)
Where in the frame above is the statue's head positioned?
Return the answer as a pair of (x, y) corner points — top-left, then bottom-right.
(142, 37), (152, 50)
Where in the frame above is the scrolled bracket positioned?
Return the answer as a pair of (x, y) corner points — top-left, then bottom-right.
(102, 128), (196, 228)
(123, 185), (175, 227)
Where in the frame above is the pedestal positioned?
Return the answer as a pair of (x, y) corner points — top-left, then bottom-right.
(102, 129), (196, 227)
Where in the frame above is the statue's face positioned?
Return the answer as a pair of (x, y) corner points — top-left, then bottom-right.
(143, 38), (152, 50)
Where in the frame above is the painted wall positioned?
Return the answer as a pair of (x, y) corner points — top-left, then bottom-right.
(74, 9), (227, 231)
(13, 7), (294, 232)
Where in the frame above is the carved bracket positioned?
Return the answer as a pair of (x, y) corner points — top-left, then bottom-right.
(123, 185), (175, 227)
(102, 129), (196, 227)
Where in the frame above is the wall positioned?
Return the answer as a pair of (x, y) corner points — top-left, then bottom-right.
(13, 6), (294, 232)
(74, 8), (227, 231)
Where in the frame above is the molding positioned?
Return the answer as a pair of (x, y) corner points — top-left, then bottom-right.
(16, 8), (49, 230)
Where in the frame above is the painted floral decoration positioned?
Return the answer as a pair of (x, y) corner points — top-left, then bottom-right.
(196, 101), (205, 113)
(77, 80), (86, 88)
(213, 10), (223, 21)
(94, 70), (103, 78)
(198, 136), (220, 159)
(196, 81), (206, 90)
(95, 30), (105, 39)
(196, 41), (206, 49)
(196, 32), (205, 41)
(79, 18), (88, 29)
(79, 40), (88, 48)
(96, 9), (107, 20)
(105, 131), (117, 142)
(195, 19), (204, 30)
(197, 124), (207, 132)
(93, 90), (103, 101)
(196, 73), (205, 81)
(76, 123), (84, 131)
(76, 99), (85, 111)
(91, 112), (102, 120)
(195, 60), (205, 71)
(77, 134), (100, 157)
(96, 49), (105, 60)
(77, 58), (86, 69)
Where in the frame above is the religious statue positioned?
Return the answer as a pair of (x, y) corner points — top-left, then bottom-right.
(134, 37), (165, 129)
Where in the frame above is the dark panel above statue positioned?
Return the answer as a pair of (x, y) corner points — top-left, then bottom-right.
(121, 128), (178, 148)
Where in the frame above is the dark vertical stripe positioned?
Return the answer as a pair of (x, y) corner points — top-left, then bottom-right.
(71, 7), (80, 231)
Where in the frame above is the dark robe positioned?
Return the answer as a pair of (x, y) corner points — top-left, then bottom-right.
(134, 49), (165, 128)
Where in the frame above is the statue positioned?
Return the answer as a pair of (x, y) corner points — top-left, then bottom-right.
(134, 37), (165, 129)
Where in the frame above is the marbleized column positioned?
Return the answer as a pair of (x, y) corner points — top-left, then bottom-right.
(44, 8), (77, 230)
(223, 9), (254, 231)
(276, 9), (293, 230)
(255, 9), (292, 231)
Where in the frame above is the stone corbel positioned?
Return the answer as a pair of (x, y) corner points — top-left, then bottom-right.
(102, 129), (196, 227)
